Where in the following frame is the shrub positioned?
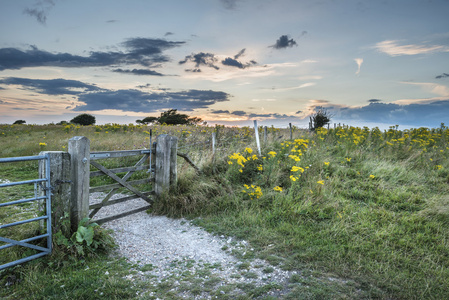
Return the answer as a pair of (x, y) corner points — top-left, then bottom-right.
(70, 114), (96, 126)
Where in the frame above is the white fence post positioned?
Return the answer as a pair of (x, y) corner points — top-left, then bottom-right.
(254, 120), (261, 156)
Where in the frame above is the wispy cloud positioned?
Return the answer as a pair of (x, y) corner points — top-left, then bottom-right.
(23, 0), (56, 25)
(112, 68), (165, 76)
(436, 73), (449, 79)
(354, 58), (363, 75)
(220, 0), (240, 10)
(399, 81), (449, 98)
(375, 40), (449, 56)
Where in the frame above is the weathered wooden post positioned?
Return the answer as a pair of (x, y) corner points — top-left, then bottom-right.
(68, 136), (90, 232)
(39, 151), (71, 236)
(289, 123), (293, 140)
(264, 126), (268, 144)
(155, 134), (178, 197)
(253, 120), (261, 156)
(212, 132), (216, 154)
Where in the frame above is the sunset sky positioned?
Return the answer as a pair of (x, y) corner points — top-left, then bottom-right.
(1, 0), (449, 128)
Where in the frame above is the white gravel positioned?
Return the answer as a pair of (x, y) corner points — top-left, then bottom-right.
(90, 192), (300, 298)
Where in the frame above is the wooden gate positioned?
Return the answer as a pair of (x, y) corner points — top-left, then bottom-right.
(88, 148), (155, 224)
(67, 134), (178, 227)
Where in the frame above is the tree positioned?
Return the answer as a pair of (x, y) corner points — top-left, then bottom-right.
(70, 114), (96, 126)
(136, 116), (158, 125)
(311, 108), (331, 130)
(13, 120), (26, 125)
(137, 109), (203, 126)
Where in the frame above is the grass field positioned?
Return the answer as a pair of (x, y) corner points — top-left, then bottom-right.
(1, 123), (449, 299)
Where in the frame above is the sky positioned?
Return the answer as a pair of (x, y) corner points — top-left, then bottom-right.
(1, 0), (449, 129)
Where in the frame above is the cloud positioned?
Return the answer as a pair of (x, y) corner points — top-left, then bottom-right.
(368, 99), (382, 103)
(436, 73), (449, 79)
(375, 40), (449, 56)
(230, 110), (247, 116)
(354, 58), (363, 75)
(0, 38), (185, 71)
(179, 52), (219, 70)
(220, 0), (239, 10)
(164, 32), (174, 36)
(112, 68), (165, 76)
(0, 77), (101, 95)
(23, 0), (56, 25)
(221, 49), (257, 69)
(211, 110), (230, 114)
(76, 89), (230, 112)
(270, 35), (297, 49)
(335, 100), (449, 127)
(0, 77), (230, 113)
(400, 82), (449, 98)
(222, 57), (245, 69)
(234, 48), (246, 59)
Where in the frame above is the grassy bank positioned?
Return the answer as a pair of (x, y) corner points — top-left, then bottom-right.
(1, 123), (449, 299)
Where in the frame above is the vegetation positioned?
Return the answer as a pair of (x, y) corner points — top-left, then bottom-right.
(137, 109), (204, 125)
(311, 108), (331, 130)
(1, 122), (449, 299)
(70, 113), (96, 126)
(12, 120), (26, 125)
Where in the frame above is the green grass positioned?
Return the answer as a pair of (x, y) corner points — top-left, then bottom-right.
(2, 124), (449, 299)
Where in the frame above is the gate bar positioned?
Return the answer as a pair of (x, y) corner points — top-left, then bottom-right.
(0, 178), (46, 188)
(0, 195), (47, 208)
(0, 234), (50, 250)
(0, 215), (48, 229)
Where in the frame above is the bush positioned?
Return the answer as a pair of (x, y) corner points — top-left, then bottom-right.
(70, 114), (96, 126)
(311, 109), (331, 130)
(13, 120), (26, 125)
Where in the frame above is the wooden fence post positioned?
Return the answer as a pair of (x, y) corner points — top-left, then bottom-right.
(39, 151), (71, 236)
(253, 120), (261, 156)
(68, 136), (90, 232)
(289, 123), (293, 140)
(264, 126), (268, 144)
(155, 134), (178, 197)
(212, 132), (216, 154)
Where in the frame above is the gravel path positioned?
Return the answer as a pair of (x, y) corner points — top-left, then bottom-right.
(90, 193), (301, 298)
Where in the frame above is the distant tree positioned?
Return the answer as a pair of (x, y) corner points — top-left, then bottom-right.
(136, 116), (158, 125)
(70, 114), (96, 126)
(13, 120), (26, 125)
(157, 109), (203, 125)
(311, 108), (331, 130)
(56, 120), (68, 125)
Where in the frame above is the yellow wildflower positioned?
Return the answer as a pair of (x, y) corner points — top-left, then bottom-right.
(317, 180), (324, 185)
(244, 147), (253, 154)
(268, 151), (277, 157)
(273, 186), (283, 192)
(39, 142), (47, 146)
(369, 174), (375, 179)
(324, 162), (330, 166)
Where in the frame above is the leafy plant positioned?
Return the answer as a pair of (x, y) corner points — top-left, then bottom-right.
(54, 218), (115, 258)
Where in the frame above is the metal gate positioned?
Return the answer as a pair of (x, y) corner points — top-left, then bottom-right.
(0, 154), (52, 271)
